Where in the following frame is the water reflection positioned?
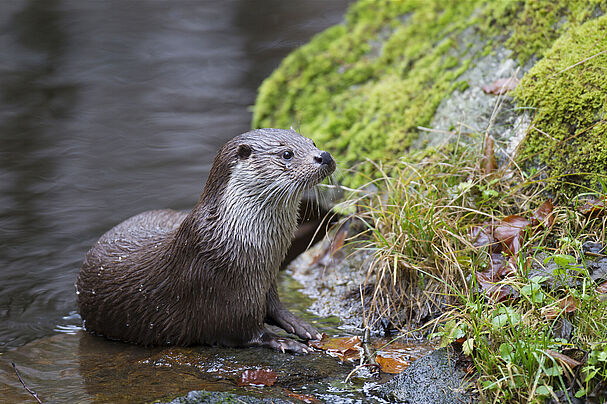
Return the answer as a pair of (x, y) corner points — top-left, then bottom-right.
(0, 0), (351, 351)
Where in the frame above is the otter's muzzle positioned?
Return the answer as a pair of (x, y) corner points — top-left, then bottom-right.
(314, 151), (336, 174)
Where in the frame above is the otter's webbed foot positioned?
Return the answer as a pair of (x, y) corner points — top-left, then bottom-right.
(248, 329), (313, 354)
(268, 308), (321, 341)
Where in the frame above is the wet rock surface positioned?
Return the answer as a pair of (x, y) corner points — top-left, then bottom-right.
(377, 347), (476, 404)
(165, 390), (292, 404)
(288, 234), (375, 335)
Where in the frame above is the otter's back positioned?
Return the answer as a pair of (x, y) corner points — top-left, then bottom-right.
(77, 209), (188, 343)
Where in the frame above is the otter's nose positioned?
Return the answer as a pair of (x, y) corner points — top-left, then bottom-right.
(314, 151), (333, 166)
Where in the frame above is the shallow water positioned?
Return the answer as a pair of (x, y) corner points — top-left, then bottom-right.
(0, 0), (350, 352)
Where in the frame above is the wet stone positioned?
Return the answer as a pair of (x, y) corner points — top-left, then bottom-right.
(164, 390), (292, 404)
(377, 347), (476, 404)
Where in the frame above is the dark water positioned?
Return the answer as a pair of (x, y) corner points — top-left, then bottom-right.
(0, 0), (352, 352)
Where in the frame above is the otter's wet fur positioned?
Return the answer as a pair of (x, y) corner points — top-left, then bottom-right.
(76, 128), (335, 353)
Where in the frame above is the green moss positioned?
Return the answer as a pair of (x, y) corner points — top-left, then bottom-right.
(253, 0), (607, 188)
(517, 15), (607, 195)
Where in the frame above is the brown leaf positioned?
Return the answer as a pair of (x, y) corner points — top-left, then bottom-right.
(494, 215), (530, 256)
(482, 77), (520, 95)
(557, 295), (578, 313)
(237, 369), (277, 387)
(597, 282), (607, 294)
(541, 306), (561, 320)
(373, 340), (429, 374)
(546, 349), (583, 369)
(476, 272), (515, 302)
(376, 354), (410, 374)
(531, 199), (555, 229)
(480, 136), (498, 174)
(284, 390), (322, 404)
(470, 224), (495, 248)
(308, 334), (361, 362)
(541, 296), (578, 320)
(579, 196), (606, 216)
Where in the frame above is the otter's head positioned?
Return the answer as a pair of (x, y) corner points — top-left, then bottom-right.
(202, 128), (335, 210)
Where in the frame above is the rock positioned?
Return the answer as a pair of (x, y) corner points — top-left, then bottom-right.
(378, 347), (476, 404)
(165, 390), (290, 404)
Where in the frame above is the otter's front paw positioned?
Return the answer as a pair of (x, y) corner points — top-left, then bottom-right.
(272, 309), (321, 341)
(249, 330), (313, 354)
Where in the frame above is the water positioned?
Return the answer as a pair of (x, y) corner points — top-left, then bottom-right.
(0, 0), (351, 352)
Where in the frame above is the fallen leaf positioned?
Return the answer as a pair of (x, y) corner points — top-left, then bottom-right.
(480, 136), (498, 174)
(482, 77), (520, 95)
(546, 349), (583, 369)
(476, 272), (515, 302)
(531, 199), (555, 228)
(376, 354), (410, 374)
(597, 282), (607, 294)
(373, 340), (428, 374)
(494, 215), (530, 255)
(579, 196), (606, 216)
(541, 306), (561, 320)
(469, 224), (495, 249)
(541, 296), (578, 320)
(237, 369), (277, 387)
(309, 334), (361, 362)
(557, 295), (578, 313)
(284, 390), (322, 404)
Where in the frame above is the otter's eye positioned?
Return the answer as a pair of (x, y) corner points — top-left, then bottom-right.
(282, 151), (294, 160)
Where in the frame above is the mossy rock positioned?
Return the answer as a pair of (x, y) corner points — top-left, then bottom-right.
(252, 0), (607, 193)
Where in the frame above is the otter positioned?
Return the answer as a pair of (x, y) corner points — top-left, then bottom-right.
(76, 128), (335, 354)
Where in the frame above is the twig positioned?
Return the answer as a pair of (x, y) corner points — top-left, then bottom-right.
(11, 362), (42, 404)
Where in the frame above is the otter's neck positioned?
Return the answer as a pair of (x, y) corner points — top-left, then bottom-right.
(217, 173), (302, 261)
(172, 176), (303, 279)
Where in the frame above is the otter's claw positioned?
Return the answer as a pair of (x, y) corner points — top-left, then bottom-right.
(248, 330), (312, 354)
(270, 309), (321, 341)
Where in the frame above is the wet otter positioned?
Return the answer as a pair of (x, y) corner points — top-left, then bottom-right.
(76, 128), (335, 354)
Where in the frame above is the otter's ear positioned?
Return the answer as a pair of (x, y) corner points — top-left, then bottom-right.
(237, 144), (252, 160)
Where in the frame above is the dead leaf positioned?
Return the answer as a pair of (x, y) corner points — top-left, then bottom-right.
(376, 354), (410, 374)
(546, 349), (583, 369)
(541, 296), (578, 319)
(579, 196), (606, 216)
(372, 340), (428, 374)
(597, 282), (607, 294)
(480, 136), (498, 174)
(494, 215), (530, 255)
(284, 390), (322, 404)
(476, 272), (515, 302)
(557, 295), (578, 313)
(308, 334), (361, 362)
(482, 77), (520, 95)
(541, 306), (561, 320)
(237, 369), (277, 387)
(531, 199), (555, 229)
(469, 224), (495, 249)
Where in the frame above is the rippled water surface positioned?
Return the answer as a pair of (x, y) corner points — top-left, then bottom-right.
(0, 0), (351, 352)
